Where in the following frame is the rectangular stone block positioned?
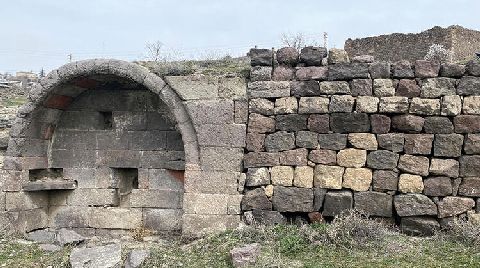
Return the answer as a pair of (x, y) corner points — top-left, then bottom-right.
(113, 111), (147, 130)
(184, 171), (240, 194)
(330, 113), (370, 133)
(49, 206), (90, 228)
(454, 115), (480, 133)
(146, 169), (184, 191)
(89, 207), (142, 229)
(354, 191), (393, 217)
(199, 147), (243, 171)
(8, 208), (48, 233)
(460, 155), (480, 177)
(272, 186), (314, 212)
(186, 100), (234, 125)
(127, 131), (167, 150)
(5, 191), (48, 211)
(323, 190), (353, 217)
(130, 189), (182, 208)
(96, 150), (140, 168)
(165, 76), (218, 100)
(182, 214), (240, 237)
(319, 81), (350, 94)
(0, 170), (27, 192)
(218, 77), (247, 100)
(409, 98), (440, 115)
(227, 195), (243, 215)
(197, 124), (246, 148)
(247, 113), (275, 133)
(57, 111), (104, 130)
(247, 81), (290, 98)
(67, 189), (119, 206)
(143, 208), (183, 232)
(183, 193), (227, 214)
(50, 149), (96, 168)
(52, 130), (96, 150)
(379, 97), (409, 113)
(234, 100), (248, 124)
(146, 112), (176, 130)
(298, 97), (329, 114)
(140, 150), (185, 170)
(244, 152), (279, 168)
(291, 81), (320, 97)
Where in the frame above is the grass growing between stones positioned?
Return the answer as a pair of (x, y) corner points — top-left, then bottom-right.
(1, 211), (480, 267)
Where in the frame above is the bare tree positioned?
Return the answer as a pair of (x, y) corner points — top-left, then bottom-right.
(280, 32), (306, 51)
(146, 41), (164, 62)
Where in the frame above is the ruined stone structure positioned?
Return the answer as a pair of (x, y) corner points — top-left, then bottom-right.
(345, 25), (480, 63)
(1, 46), (480, 238)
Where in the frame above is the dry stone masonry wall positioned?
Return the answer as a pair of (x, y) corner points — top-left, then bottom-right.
(243, 46), (480, 234)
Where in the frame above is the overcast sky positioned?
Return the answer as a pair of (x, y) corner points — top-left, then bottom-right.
(1, 0), (479, 73)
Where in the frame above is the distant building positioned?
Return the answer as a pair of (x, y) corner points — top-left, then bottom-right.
(344, 25), (480, 63)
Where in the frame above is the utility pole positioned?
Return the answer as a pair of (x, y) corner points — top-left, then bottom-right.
(323, 32), (328, 49)
(68, 54), (72, 63)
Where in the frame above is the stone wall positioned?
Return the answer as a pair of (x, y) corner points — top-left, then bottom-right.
(345, 25), (480, 63)
(242, 47), (480, 234)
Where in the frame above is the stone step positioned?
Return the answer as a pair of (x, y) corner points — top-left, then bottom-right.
(23, 180), (77, 191)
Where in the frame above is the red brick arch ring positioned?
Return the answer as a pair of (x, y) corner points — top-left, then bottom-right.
(4, 59), (200, 172)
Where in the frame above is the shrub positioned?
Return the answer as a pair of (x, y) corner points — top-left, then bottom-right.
(424, 44), (454, 63)
(441, 218), (480, 247)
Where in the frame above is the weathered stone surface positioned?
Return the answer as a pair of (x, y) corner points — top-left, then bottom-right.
(373, 170), (399, 191)
(423, 177), (452, 196)
(249, 98), (274, 115)
(329, 95), (355, 112)
(70, 244), (121, 268)
(464, 134), (480, 154)
(298, 97), (329, 115)
(350, 79), (373, 96)
(423, 117), (454, 134)
(246, 209), (286, 225)
(457, 76), (480, 96)
(250, 66), (272, 81)
(319, 81), (350, 94)
(274, 97), (297, 114)
(328, 63), (369, 80)
(393, 60), (414, 78)
(300, 46), (327, 66)
(279, 148), (308, 166)
(314, 165), (344, 189)
(463, 96), (480, 115)
(248, 81), (290, 98)
(354, 191), (392, 217)
(404, 134), (433, 155)
(246, 133), (265, 152)
(275, 114), (308, 131)
(323, 190), (353, 217)
(398, 154), (429, 176)
(441, 95), (462, 116)
(307, 114), (330, 133)
(356, 96), (379, 113)
(291, 81), (320, 97)
(296, 131), (318, 149)
(400, 217), (439, 236)
(415, 60), (440, 78)
(330, 113), (370, 133)
(409, 98), (440, 115)
(56, 229), (85, 246)
(272, 186), (313, 212)
(398, 174), (424, 194)
(246, 168), (270, 187)
(373, 79), (395, 97)
(241, 188), (272, 210)
(429, 158), (459, 178)
(458, 177), (480, 196)
(367, 150), (399, 170)
(342, 168), (372, 191)
(370, 114), (391, 134)
(433, 134), (464, 157)
(466, 59), (480, 76)
(396, 79), (420, 97)
(277, 47), (299, 66)
(454, 115), (480, 133)
(327, 48), (349, 64)
(352, 55), (374, 63)
(295, 67), (328, 81)
(337, 149), (367, 168)
(125, 249), (150, 268)
(391, 114), (425, 133)
(440, 63), (465, 78)
(318, 133), (347, 150)
(308, 150), (336, 165)
(420, 77), (456, 98)
(250, 48), (273, 66)
(348, 133), (378, 150)
(248, 113), (275, 133)
(379, 97), (409, 113)
(437, 196), (475, 218)
(313, 188), (327, 210)
(394, 194), (437, 216)
(377, 133), (405, 152)
(264, 131), (295, 152)
(27, 229), (55, 244)
(294, 166), (314, 188)
(230, 243), (261, 268)
(369, 62), (391, 79)
(270, 166), (294, 186)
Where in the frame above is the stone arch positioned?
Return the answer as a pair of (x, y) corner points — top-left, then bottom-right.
(2, 59), (201, 234)
(6, 59), (199, 169)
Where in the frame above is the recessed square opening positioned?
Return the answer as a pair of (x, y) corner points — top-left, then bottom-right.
(112, 168), (138, 207)
(29, 168), (64, 181)
(100, 111), (113, 129)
